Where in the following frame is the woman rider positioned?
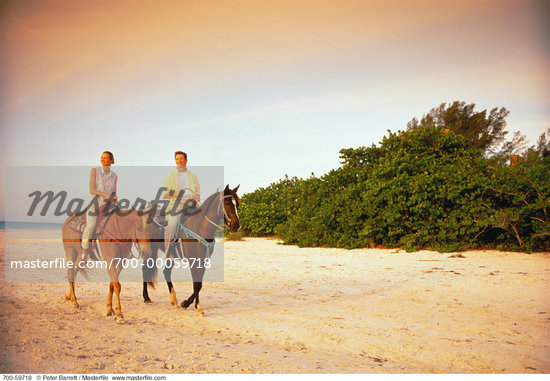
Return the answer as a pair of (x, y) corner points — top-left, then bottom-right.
(81, 151), (118, 261)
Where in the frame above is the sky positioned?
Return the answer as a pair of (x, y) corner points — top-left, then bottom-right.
(1, 0), (549, 221)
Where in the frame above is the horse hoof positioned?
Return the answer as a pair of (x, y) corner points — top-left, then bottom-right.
(196, 309), (205, 317)
(181, 300), (191, 309)
(115, 316), (125, 324)
(107, 310), (114, 316)
(144, 299), (153, 304)
(73, 303), (80, 309)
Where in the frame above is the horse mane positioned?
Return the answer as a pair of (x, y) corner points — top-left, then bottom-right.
(199, 191), (222, 216)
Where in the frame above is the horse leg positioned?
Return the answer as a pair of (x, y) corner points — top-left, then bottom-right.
(113, 281), (124, 323)
(142, 264), (151, 303)
(182, 263), (205, 316)
(65, 247), (79, 308)
(181, 268), (197, 309)
(167, 282), (177, 307)
(142, 248), (157, 303)
(182, 282), (203, 315)
(181, 292), (195, 309)
(142, 282), (151, 303)
(163, 262), (178, 307)
(106, 266), (122, 317)
(65, 281), (79, 309)
(193, 281), (204, 316)
(192, 265), (206, 316)
(108, 264), (125, 323)
(107, 282), (115, 316)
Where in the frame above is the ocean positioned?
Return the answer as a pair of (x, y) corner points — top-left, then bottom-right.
(0, 221), (63, 230)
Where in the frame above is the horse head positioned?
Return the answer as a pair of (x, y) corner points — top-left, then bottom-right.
(223, 184), (241, 233)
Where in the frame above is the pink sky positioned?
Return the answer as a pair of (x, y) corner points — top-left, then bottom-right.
(1, 0), (549, 220)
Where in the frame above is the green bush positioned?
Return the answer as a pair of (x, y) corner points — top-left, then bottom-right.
(239, 175), (306, 236)
(478, 152), (550, 251)
(239, 126), (549, 252)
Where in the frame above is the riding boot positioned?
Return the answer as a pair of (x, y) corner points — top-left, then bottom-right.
(89, 242), (100, 261)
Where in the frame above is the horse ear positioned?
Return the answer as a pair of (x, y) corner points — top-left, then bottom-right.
(232, 184), (240, 193)
(224, 184), (230, 192)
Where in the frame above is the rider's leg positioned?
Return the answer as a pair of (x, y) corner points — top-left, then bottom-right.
(81, 205), (98, 261)
(164, 214), (179, 255)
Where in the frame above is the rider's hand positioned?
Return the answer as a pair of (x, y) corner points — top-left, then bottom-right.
(105, 192), (117, 201)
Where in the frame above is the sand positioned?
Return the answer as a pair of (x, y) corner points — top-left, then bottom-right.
(0, 231), (549, 373)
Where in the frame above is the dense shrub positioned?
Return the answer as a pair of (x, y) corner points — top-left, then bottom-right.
(239, 126), (549, 252)
(239, 175), (305, 236)
(478, 152), (550, 251)
(354, 127), (492, 251)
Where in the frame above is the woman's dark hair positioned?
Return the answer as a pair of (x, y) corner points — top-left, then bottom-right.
(103, 151), (115, 164)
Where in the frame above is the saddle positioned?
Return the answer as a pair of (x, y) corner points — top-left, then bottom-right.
(149, 200), (202, 258)
(66, 203), (118, 260)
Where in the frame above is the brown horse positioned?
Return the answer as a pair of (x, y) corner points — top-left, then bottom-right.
(62, 207), (154, 323)
(142, 185), (241, 316)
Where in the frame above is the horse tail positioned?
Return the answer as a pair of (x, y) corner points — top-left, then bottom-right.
(142, 262), (158, 286)
(142, 243), (159, 287)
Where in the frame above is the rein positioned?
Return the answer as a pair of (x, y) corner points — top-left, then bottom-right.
(178, 192), (236, 259)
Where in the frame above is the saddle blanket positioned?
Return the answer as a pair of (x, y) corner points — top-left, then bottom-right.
(66, 203), (118, 236)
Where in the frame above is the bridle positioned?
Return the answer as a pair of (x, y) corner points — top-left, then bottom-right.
(204, 193), (238, 230)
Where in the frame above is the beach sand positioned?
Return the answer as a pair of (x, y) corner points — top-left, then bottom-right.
(1, 231), (549, 373)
